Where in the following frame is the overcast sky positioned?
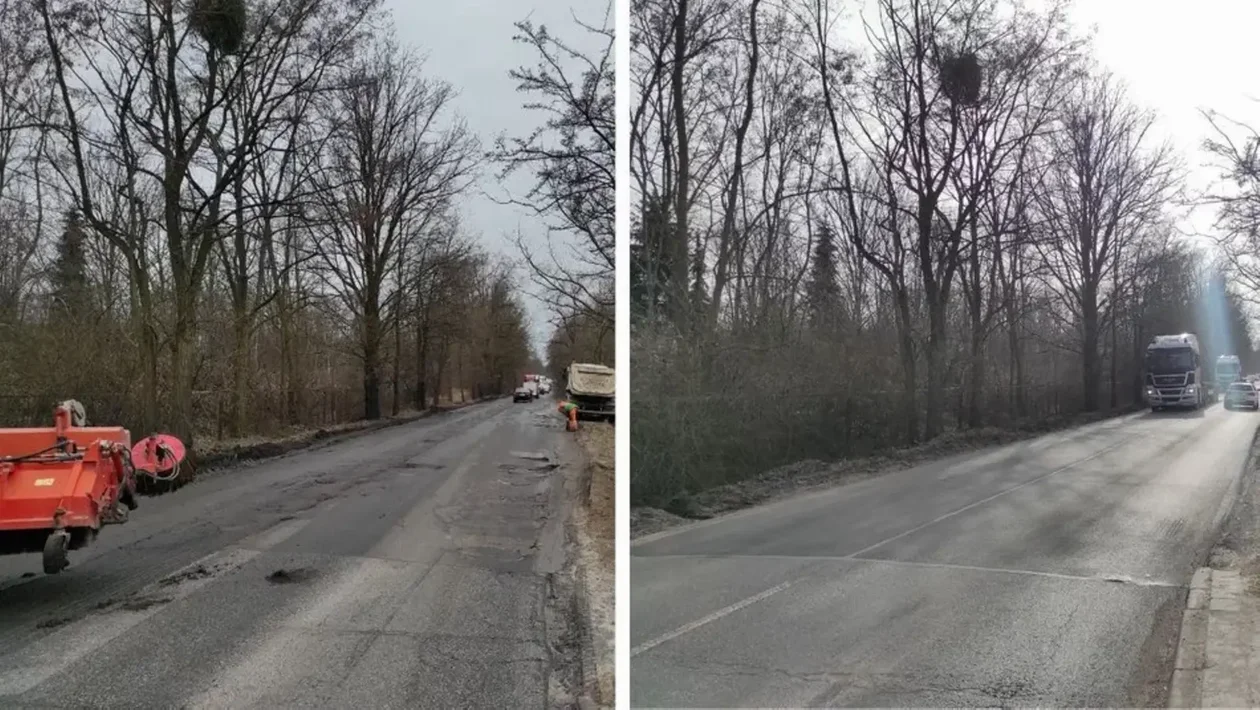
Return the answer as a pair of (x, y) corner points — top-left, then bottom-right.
(389, 0), (1260, 357)
(384, 0), (605, 357)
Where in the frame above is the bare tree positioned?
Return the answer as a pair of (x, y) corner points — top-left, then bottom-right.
(311, 40), (478, 420)
(1034, 73), (1179, 411)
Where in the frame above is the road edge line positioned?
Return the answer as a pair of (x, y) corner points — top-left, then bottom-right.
(630, 580), (794, 658)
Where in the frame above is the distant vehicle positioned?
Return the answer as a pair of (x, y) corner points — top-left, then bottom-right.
(539, 380), (551, 395)
(1225, 381), (1259, 411)
(1145, 334), (1209, 411)
(566, 362), (615, 421)
(1216, 355), (1243, 396)
(513, 386), (533, 403)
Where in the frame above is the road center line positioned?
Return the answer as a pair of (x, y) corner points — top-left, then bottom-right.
(640, 553), (1181, 588)
(844, 434), (1141, 559)
(630, 580), (795, 658)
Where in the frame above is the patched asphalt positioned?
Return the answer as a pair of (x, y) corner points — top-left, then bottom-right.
(0, 398), (577, 709)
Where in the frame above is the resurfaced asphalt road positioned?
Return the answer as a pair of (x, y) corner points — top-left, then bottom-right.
(0, 397), (579, 709)
(631, 403), (1260, 707)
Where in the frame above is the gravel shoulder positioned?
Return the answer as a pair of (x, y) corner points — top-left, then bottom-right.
(1207, 423), (1260, 581)
(572, 422), (615, 707)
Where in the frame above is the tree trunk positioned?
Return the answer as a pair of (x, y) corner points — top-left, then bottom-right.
(1082, 289), (1101, 412)
(169, 317), (194, 448)
(415, 321), (430, 410)
(131, 277), (160, 434)
(668, 0), (691, 326)
(967, 229), (987, 428)
(894, 291), (917, 444)
(967, 326), (984, 428)
(924, 299), (947, 439)
(433, 339), (448, 408)
(230, 310), (249, 435)
(279, 294), (299, 424)
(362, 307), (382, 420)
(1007, 313), (1027, 419)
(391, 300), (401, 416)
(1109, 303), (1119, 409)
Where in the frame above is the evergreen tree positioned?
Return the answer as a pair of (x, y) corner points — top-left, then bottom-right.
(50, 210), (90, 317)
(805, 222), (841, 330)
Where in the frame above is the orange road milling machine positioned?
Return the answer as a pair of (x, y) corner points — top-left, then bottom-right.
(0, 400), (186, 574)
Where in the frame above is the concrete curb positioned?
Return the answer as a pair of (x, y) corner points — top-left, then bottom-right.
(1169, 568), (1257, 707)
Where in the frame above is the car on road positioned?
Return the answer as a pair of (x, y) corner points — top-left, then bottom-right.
(513, 386), (533, 403)
(1225, 381), (1259, 410)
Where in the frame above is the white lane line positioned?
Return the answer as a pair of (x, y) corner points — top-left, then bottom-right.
(632, 416), (1150, 549)
(0, 546), (260, 695)
(640, 554), (1180, 588)
(631, 580), (795, 658)
(236, 517), (312, 552)
(844, 435), (1139, 559)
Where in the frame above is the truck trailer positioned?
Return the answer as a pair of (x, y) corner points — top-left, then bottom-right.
(566, 362), (615, 422)
(1216, 354), (1243, 395)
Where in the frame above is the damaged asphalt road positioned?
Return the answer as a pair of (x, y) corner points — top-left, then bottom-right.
(631, 404), (1260, 708)
(0, 398), (585, 709)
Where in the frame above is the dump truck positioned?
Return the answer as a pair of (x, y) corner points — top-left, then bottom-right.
(1144, 333), (1209, 410)
(566, 362), (615, 422)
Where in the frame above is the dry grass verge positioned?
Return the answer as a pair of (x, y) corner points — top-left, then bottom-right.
(1208, 424), (1260, 591)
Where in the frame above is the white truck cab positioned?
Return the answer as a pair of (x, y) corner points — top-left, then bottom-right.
(1145, 334), (1208, 411)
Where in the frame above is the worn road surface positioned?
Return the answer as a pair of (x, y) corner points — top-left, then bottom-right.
(631, 405), (1260, 707)
(0, 398), (577, 709)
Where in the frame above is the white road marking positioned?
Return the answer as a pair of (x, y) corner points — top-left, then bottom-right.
(845, 435), (1139, 559)
(631, 580), (795, 658)
(182, 556), (425, 709)
(638, 553), (1182, 588)
(0, 547), (260, 695)
(236, 517), (312, 551)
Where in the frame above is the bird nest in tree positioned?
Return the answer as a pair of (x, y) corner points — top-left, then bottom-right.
(939, 51), (982, 106)
(189, 0), (246, 55)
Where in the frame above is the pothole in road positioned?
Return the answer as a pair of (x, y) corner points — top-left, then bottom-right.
(119, 595), (174, 611)
(400, 462), (444, 470)
(158, 563), (216, 587)
(266, 567), (317, 585)
(35, 614), (81, 629)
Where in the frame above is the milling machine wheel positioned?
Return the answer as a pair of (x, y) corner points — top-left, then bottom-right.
(43, 531), (70, 575)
